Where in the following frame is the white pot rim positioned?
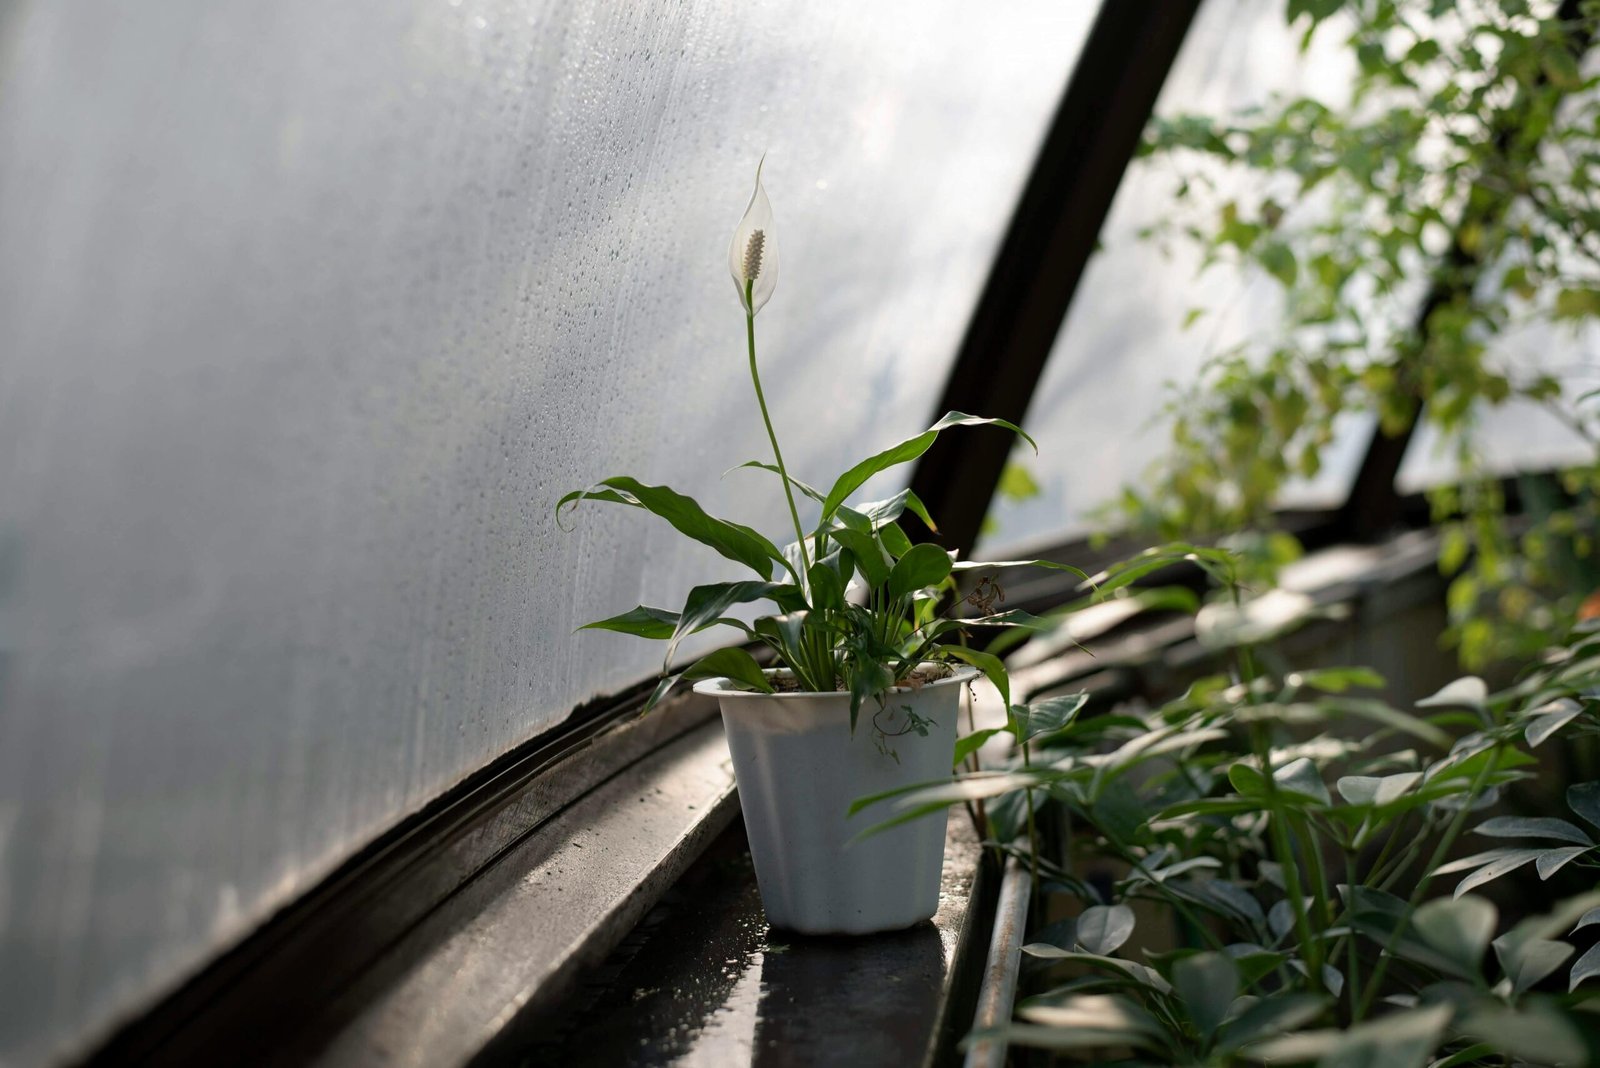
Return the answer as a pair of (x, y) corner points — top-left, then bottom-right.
(692, 663), (978, 700)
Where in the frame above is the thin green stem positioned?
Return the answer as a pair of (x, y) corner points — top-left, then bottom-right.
(745, 284), (810, 580)
(1251, 723), (1326, 994)
(1353, 747), (1502, 1021)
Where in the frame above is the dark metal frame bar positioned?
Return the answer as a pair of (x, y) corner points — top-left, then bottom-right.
(906, 0), (1203, 558)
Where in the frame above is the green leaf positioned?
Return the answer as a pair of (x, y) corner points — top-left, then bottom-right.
(1217, 993), (1327, 1052)
(665, 581), (801, 666)
(725, 460), (826, 503)
(579, 605), (679, 640)
(1075, 904), (1136, 955)
(1012, 994), (1166, 1050)
(943, 646), (1009, 709)
(819, 412), (1034, 522)
(643, 673), (681, 713)
(1248, 1003), (1451, 1068)
(1013, 693), (1089, 744)
(1416, 676), (1488, 710)
(1569, 781), (1600, 829)
(1492, 935), (1572, 996)
(558, 477), (787, 580)
(1172, 952), (1239, 1045)
(887, 543), (952, 600)
(1570, 941), (1600, 991)
(1274, 757), (1332, 806)
(1449, 848), (1546, 897)
(1474, 816), (1591, 846)
(1258, 241), (1297, 286)
(879, 522), (914, 558)
(950, 557), (1092, 583)
(1525, 698), (1582, 747)
(1456, 1003), (1588, 1065)
(1554, 288), (1600, 320)
(1411, 895), (1496, 976)
(680, 647), (774, 694)
(830, 527), (892, 587)
(1538, 846), (1591, 880)
(1292, 666), (1386, 693)
(996, 460), (1041, 502)
(807, 561), (845, 612)
(953, 727), (1004, 766)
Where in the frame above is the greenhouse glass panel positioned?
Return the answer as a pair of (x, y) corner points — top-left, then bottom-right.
(0, 1), (1096, 1061)
(980, 0), (1364, 553)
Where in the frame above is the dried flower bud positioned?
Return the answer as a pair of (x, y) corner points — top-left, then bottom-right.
(728, 157), (777, 315)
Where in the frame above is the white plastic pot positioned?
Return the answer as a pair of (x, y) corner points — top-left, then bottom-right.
(695, 666), (975, 935)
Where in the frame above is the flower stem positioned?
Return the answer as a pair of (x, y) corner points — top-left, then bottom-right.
(745, 283), (811, 581)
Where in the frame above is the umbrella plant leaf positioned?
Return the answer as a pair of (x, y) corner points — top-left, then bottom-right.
(1075, 904), (1136, 955)
(1416, 676), (1488, 709)
(1536, 846), (1590, 880)
(1411, 895), (1496, 975)
(1473, 815), (1592, 845)
(1570, 940), (1600, 991)
(1172, 951), (1239, 1044)
(1569, 781), (1600, 830)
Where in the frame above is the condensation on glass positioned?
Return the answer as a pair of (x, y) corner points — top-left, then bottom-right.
(0, 1), (1097, 1061)
(981, 0), (1366, 552)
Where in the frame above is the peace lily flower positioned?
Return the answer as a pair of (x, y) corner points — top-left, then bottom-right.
(729, 157), (778, 315)
(560, 155), (1064, 719)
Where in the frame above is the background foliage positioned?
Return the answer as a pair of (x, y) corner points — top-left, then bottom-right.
(1119, 0), (1600, 667)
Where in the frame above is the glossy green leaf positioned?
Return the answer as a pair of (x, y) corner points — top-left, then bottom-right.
(1291, 666), (1386, 693)
(665, 581), (800, 666)
(950, 558), (1092, 583)
(952, 727), (1004, 767)
(1013, 693), (1089, 744)
(819, 412), (1034, 522)
(887, 543), (952, 600)
(942, 646), (1009, 709)
(807, 562), (844, 612)
(558, 477), (786, 580)
(579, 605), (678, 640)
(829, 527), (891, 587)
(679, 647), (774, 693)
(725, 460), (825, 503)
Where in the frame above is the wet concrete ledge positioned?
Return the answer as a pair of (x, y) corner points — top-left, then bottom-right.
(523, 816), (990, 1068)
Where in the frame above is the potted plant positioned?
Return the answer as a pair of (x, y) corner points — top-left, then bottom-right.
(558, 161), (1081, 934)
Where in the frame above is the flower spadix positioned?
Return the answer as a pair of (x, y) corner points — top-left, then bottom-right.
(728, 157), (778, 315)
